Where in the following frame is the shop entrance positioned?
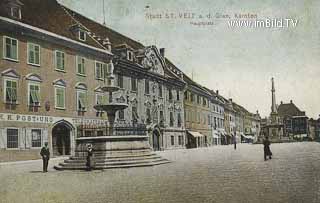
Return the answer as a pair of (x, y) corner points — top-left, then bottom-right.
(52, 122), (71, 156)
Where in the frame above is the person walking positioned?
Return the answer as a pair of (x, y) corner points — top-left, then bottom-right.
(40, 142), (50, 172)
(86, 144), (94, 171)
(233, 134), (237, 150)
(263, 136), (272, 161)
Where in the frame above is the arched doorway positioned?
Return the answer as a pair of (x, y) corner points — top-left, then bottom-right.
(152, 128), (161, 151)
(52, 121), (72, 156)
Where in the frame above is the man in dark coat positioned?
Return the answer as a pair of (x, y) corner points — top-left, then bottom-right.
(40, 142), (50, 172)
(86, 144), (94, 171)
(263, 136), (272, 161)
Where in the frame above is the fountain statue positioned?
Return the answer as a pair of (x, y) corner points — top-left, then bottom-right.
(54, 60), (169, 170)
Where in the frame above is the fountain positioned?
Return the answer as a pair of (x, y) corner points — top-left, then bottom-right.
(54, 61), (170, 170)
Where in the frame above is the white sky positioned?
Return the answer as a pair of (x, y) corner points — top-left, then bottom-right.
(59, 0), (320, 118)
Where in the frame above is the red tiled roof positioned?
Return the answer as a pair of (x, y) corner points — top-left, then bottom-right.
(278, 102), (305, 117)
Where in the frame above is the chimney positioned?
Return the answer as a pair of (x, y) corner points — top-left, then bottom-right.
(159, 48), (165, 58)
(290, 100), (293, 103)
(280, 101), (283, 104)
(216, 90), (219, 95)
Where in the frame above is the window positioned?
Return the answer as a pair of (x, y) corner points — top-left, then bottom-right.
(171, 136), (175, 146)
(55, 51), (65, 71)
(3, 36), (18, 61)
(145, 79), (150, 94)
(77, 91), (87, 111)
(79, 30), (86, 41)
(55, 86), (65, 109)
(158, 84), (162, 97)
(197, 95), (201, 104)
(7, 128), (18, 148)
(170, 112), (174, 127)
(178, 135), (184, 146)
(168, 89), (173, 100)
(184, 91), (188, 100)
(203, 98), (207, 106)
(97, 130), (104, 136)
(176, 90), (180, 101)
(191, 93), (195, 102)
(160, 110), (164, 121)
(76, 56), (85, 75)
(4, 79), (17, 104)
(177, 113), (181, 127)
(117, 74), (124, 88)
(146, 108), (151, 123)
(27, 43), (40, 65)
(208, 115), (211, 126)
(31, 129), (41, 148)
(11, 7), (21, 19)
(131, 77), (137, 92)
(119, 109), (125, 120)
(127, 51), (133, 61)
(28, 83), (40, 106)
(95, 61), (104, 80)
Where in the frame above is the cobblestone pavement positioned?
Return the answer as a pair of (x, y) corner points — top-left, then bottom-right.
(0, 142), (319, 203)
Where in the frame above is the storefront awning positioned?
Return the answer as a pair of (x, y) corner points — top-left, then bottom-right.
(242, 134), (254, 140)
(187, 131), (204, 137)
(212, 130), (219, 138)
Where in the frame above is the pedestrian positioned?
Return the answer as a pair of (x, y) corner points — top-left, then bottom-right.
(263, 136), (272, 161)
(86, 144), (94, 171)
(40, 142), (50, 172)
(233, 135), (237, 150)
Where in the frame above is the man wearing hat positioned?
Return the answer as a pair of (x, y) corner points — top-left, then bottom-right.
(40, 142), (50, 172)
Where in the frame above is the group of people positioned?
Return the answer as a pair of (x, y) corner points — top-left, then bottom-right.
(40, 142), (94, 172)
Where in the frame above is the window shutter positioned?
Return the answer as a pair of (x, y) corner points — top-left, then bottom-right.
(18, 128), (24, 149)
(42, 129), (48, 146)
(25, 128), (32, 149)
(0, 128), (6, 149)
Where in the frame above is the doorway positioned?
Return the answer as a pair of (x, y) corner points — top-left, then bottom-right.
(152, 129), (161, 151)
(52, 122), (71, 156)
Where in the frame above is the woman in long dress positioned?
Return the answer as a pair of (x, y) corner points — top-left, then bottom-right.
(86, 144), (94, 171)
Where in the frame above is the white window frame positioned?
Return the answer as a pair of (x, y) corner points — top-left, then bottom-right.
(10, 7), (21, 19)
(3, 78), (18, 104)
(3, 36), (19, 62)
(6, 127), (19, 150)
(95, 61), (104, 80)
(76, 56), (86, 76)
(77, 89), (87, 111)
(27, 42), (41, 66)
(78, 30), (86, 41)
(31, 128), (42, 149)
(27, 82), (41, 106)
(54, 85), (66, 109)
(127, 50), (133, 61)
(54, 50), (65, 72)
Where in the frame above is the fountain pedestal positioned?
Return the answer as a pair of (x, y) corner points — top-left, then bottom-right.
(54, 62), (170, 170)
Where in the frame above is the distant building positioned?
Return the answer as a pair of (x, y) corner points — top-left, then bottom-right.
(278, 100), (308, 139)
(308, 117), (320, 141)
(209, 90), (225, 145)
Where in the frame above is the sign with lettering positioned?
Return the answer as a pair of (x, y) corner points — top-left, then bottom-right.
(0, 113), (54, 124)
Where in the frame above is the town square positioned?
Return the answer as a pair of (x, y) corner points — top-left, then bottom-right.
(0, 0), (319, 202)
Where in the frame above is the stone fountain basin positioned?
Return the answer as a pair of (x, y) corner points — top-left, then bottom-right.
(94, 103), (128, 112)
(75, 135), (150, 153)
(101, 86), (120, 93)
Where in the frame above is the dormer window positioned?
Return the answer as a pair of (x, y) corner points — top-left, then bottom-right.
(79, 30), (86, 41)
(127, 50), (133, 61)
(11, 7), (21, 19)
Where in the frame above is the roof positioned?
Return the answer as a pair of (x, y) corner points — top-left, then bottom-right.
(0, 0), (107, 50)
(278, 102), (305, 117)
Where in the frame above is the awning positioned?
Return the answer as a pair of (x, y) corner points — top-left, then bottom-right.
(212, 130), (219, 138)
(242, 134), (254, 140)
(187, 131), (204, 137)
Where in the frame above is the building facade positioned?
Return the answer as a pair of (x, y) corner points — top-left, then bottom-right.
(209, 90), (225, 145)
(0, 0), (186, 161)
(183, 75), (211, 148)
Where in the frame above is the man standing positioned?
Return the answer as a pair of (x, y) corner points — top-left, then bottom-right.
(233, 134), (237, 150)
(40, 142), (50, 172)
(263, 136), (272, 161)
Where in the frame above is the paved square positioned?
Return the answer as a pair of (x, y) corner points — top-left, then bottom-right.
(1, 142), (319, 203)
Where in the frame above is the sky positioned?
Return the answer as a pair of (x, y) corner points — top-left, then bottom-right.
(59, 0), (320, 118)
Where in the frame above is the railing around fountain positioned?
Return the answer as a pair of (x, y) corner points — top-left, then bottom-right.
(77, 123), (147, 137)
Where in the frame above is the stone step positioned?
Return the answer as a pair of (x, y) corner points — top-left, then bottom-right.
(70, 152), (158, 160)
(59, 157), (167, 167)
(76, 149), (152, 154)
(54, 160), (170, 170)
(65, 155), (162, 163)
